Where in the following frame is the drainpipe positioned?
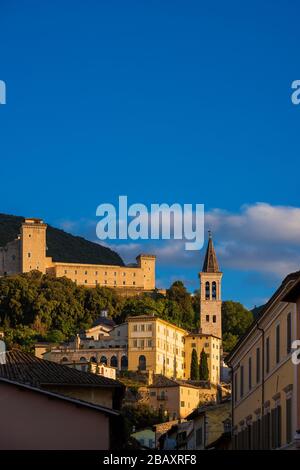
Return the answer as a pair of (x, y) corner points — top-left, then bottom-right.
(257, 323), (265, 449)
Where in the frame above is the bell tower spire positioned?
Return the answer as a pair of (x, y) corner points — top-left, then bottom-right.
(199, 231), (222, 339)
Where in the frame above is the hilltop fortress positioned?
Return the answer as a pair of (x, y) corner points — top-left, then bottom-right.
(0, 218), (156, 294)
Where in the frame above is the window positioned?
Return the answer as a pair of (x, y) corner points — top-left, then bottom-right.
(276, 324), (280, 364)
(138, 355), (146, 371)
(150, 391), (156, 396)
(180, 401), (185, 407)
(141, 324), (145, 332)
(84, 270), (87, 275)
(240, 366), (244, 398)
(287, 313), (292, 355)
(95, 271), (98, 275)
(147, 340), (152, 347)
(213, 315), (216, 323)
(256, 347), (260, 384)
(286, 397), (292, 444)
(121, 355), (128, 370)
(206, 315), (209, 322)
(266, 337), (270, 374)
(75, 270), (77, 275)
(205, 281), (210, 300)
(212, 281), (217, 299)
(133, 340), (137, 347)
(123, 281), (125, 285)
(110, 356), (118, 368)
(28, 252), (31, 258)
(147, 324), (152, 331)
(191, 343), (196, 348)
(248, 357), (252, 390)
(133, 325), (138, 332)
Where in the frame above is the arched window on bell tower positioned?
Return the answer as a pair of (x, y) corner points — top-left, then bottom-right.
(212, 281), (217, 300)
(205, 281), (210, 300)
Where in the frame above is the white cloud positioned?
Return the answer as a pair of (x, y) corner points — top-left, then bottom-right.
(57, 202), (300, 283)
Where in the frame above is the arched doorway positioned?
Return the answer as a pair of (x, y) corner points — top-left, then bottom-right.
(121, 355), (128, 370)
(110, 355), (118, 368)
(100, 356), (107, 365)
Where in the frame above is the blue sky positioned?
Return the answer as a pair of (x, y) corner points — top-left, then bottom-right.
(1, 1), (300, 308)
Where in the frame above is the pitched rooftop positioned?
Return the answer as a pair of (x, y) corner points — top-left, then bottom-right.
(202, 231), (220, 273)
(0, 349), (123, 389)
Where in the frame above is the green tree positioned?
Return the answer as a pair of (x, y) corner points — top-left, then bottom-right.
(190, 348), (199, 380)
(167, 281), (195, 329)
(222, 301), (253, 352)
(199, 348), (209, 381)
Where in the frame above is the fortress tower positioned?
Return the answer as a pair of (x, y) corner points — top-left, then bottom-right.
(199, 232), (222, 339)
(21, 218), (49, 273)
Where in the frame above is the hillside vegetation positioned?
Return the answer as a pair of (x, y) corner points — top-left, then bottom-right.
(0, 213), (123, 266)
(0, 272), (253, 353)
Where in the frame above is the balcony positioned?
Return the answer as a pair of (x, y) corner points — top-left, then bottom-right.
(157, 395), (168, 401)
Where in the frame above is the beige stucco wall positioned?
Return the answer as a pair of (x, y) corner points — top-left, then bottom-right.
(231, 301), (296, 448)
(184, 334), (221, 384)
(0, 381), (110, 449)
(44, 347), (127, 371)
(44, 384), (114, 408)
(148, 384), (216, 420)
(128, 316), (186, 378)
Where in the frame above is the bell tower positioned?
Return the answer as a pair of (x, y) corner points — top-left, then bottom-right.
(199, 231), (222, 339)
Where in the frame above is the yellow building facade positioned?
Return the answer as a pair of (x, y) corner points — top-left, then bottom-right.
(0, 218), (156, 293)
(184, 333), (221, 384)
(227, 270), (300, 449)
(148, 375), (217, 420)
(127, 315), (187, 379)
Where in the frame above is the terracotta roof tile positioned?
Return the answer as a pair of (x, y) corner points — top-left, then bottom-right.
(0, 349), (123, 389)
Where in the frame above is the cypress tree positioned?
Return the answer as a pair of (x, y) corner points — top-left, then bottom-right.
(190, 348), (199, 380)
(199, 348), (209, 381)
